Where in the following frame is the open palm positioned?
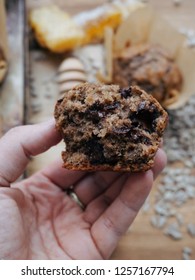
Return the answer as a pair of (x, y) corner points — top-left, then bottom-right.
(0, 120), (166, 260)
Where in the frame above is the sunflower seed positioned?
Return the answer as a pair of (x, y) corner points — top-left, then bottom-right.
(182, 247), (192, 260)
(165, 223), (183, 240)
(187, 223), (195, 237)
(151, 215), (167, 229)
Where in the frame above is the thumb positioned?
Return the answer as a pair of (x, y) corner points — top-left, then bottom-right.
(0, 119), (61, 187)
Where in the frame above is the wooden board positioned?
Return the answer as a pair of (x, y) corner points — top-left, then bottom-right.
(25, 0), (195, 260)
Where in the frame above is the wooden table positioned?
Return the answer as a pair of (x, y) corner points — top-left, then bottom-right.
(1, 0), (195, 260)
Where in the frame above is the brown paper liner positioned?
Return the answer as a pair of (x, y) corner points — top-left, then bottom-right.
(104, 6), (195, 110)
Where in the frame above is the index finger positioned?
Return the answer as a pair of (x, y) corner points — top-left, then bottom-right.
(91, 170), (154, 259)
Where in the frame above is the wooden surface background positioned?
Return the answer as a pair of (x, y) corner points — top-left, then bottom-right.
(1, 0), (195, 259)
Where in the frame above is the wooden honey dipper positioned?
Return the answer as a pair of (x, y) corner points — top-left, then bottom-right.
(57, 57), (87, 95)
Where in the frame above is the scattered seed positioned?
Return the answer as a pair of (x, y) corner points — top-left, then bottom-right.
(187, 223), (195, 237)
(182, 247), (192, 260)
(183, 247), (192, 254)
(180, 27), (195, 48)
(175, 213), (184, 226)
(74, 45), (104, 83)
(182, 253), (191, 260)
(151, 215), (167, 229)
(165, 223), (183, 240)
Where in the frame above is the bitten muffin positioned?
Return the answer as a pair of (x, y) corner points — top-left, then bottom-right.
(54, 83), (168, 172)
(113, 44), (182, 105)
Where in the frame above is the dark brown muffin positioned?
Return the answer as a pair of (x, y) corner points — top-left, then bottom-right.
(113, 44), (182, 104)
(54, 83), (168, 172)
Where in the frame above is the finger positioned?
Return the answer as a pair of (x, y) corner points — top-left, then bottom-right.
(41, 161), (122, 204)
(74, 148), (166, 206)
(91, 170), (153, 259)
(73, 172), (122, 206)
(0, 119), (61, 187)
(39, 159), (87, 189)
(152, 148), (167, 179)
(85, 148), (166, 225)
(84, 174), (128, 224)
(42, 164), (120, 193)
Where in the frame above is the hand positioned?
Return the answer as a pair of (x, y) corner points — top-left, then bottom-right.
(0, 119), (166, 260)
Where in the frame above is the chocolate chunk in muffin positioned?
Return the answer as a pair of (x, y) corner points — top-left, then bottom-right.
(113, 44), (182, 104)
(54, 83), (168, 172)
